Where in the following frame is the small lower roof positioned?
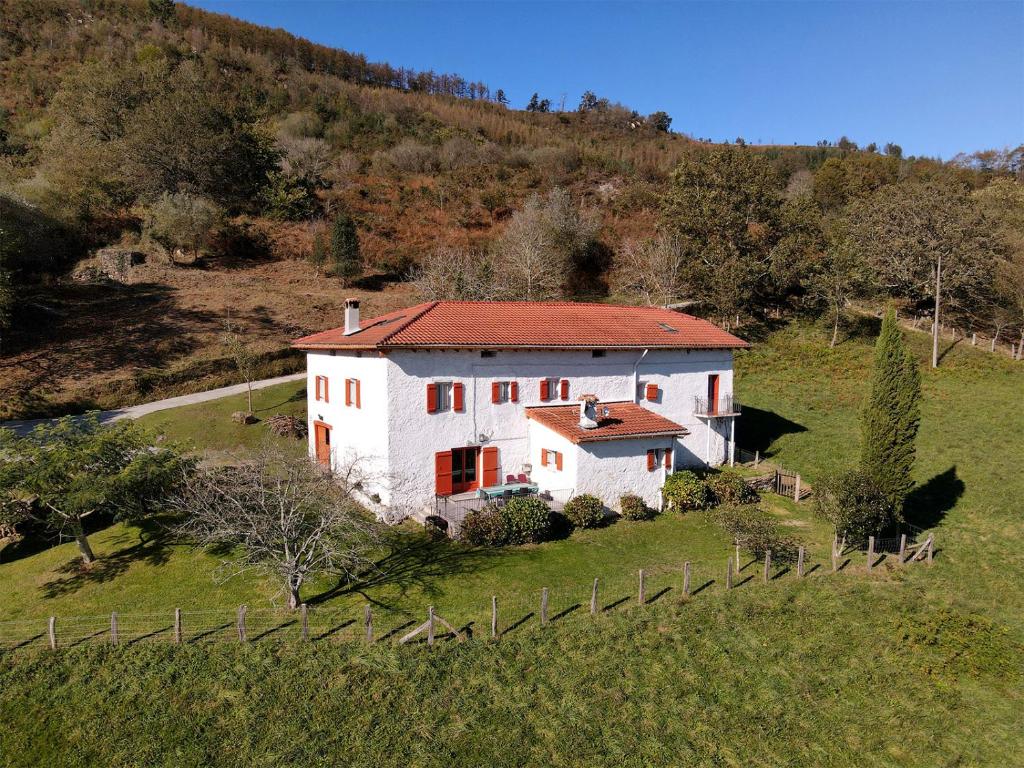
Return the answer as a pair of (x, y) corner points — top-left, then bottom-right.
(526, 402), (688, 444)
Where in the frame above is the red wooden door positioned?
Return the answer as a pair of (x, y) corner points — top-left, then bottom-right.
(481, 446), (499, 487)
(314, 422), (331, 467)
(708, 374), (720, 415)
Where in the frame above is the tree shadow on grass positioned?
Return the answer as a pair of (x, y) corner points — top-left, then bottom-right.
(904, 466), (964, 530)
(39, 525), (173, 599)
(736, 407), (807, 456)
(308, 529), (505, 608)
(255, 385), (307, 415)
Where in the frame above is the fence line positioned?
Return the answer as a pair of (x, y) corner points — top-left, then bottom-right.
(0, 533), (936, 652)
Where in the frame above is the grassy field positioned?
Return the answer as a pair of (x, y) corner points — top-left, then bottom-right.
(1, 320), (1022, 766)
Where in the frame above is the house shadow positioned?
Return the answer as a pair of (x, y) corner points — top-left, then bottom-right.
(308, 529), (504, 607)
(904, 466), (964, 530)
(38, 524), (173, 599)
(736, 407), (807, 456)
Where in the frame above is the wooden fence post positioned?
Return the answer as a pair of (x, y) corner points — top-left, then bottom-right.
(797, 547), (805, 578)
(763, 550), (772, 583)
(972, 332), (977, 346)
(927, 537), (934, 564)
(237, 605), (247, 643)
(48, 617), (56, 650)
(754, 450), (760, 467)
(590, 578), (599, 616)
(427, 606), (435, 646)
(898, 534), (907, 565)
(110, 612), (119, 645)
(726, 558), (733, 590)
(364, 604), (373, 644)
(491, 596), (498, 639)
(735, 541), (741, 573)
(794, 475), (801, 502)
(683, 562), (691, 597)
(638, 569), (646, 605)
(867, 536), (875, 572)
(174, 608), (182, 644)
(541, 587), (549, 626)
(300, 604), (309, 641)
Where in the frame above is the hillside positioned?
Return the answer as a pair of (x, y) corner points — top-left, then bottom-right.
(5, 1), (1014, 419)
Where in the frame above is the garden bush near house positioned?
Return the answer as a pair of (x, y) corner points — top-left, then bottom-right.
(619, 494), (656, 521)
(707, 470), (759, 506)
(662, 471), (712, 511)
(814, 469), (900, 544)
(711, 505), (801, 563)
(459, 505), (507, 547)
(563, 494), (604, 529)
(499, 497), (552, 545)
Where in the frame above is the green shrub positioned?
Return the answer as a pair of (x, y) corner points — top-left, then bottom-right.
(663, 471), (712, 511)
(619, 494), (656, 521)
(563, 494), (604, 529)
(814, 469), (900, 543)
(711, 505), (801, 563)
(459, 505), (507, 546)
(707, 470), (758, 506)
(499, 497), (552, 544)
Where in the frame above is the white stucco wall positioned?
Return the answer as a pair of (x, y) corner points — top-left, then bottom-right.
(526, 419), (579, 498)
(576, 438), (675, 512)
(306, 345), (738, 515)
(305, 350), (392, 502)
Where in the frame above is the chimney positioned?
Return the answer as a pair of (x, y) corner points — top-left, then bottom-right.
(579, 394), (600, 430)
(343, 298), (360, 336)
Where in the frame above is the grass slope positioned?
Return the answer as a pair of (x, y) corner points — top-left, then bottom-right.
(1, 321), (1022, 766)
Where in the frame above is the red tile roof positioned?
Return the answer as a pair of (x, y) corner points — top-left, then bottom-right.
(526, 402), (688, 444)
(292, 301), (748, 351)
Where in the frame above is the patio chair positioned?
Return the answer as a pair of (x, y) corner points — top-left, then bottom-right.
(502, 490), (514, 502)
(506, 474), (517, 483)
(515, 487), (532, 497)
(517, 473), (529, 483)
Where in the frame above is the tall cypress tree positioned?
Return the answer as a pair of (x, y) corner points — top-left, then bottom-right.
(859, 308), (922, 513)
(329, 211), (361, 285)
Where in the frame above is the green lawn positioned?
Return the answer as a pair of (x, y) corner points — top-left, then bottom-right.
(1, 320), (1022, 766)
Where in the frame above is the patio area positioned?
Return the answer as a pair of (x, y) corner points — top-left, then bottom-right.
(432, 485), (570, 539)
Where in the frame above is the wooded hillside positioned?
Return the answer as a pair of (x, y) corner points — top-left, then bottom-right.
(0, 0), (1021, 418)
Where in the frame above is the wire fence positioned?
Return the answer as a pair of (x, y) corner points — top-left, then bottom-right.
(0, 534), (935, 652)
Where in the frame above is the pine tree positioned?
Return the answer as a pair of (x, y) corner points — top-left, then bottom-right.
(526, 93), (540, 112)
(329, 211), (361, 285)
(859, 308), (921, 513)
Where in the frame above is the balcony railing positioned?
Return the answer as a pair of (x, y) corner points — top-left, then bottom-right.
(693, 395), (741, 417)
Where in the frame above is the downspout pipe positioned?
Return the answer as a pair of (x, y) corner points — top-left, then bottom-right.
(632, 348), (650, 404)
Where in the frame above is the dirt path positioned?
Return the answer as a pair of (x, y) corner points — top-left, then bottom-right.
(0, 372), (306, 436)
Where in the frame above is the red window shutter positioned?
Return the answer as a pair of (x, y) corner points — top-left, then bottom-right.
(555, 452), (563, 471)
(647, 450), (656, 471)
(560, 379), (569, 401)
(315, 376), (322, 402)
(541, 448), (548, 466)
(539, 379), (550, 401)
(510, 381), (518, 402)
(345, 379), (352, 407)
(664, 448), (673, 469)
(453, 382), (465, 412)
(323, 377), (329, 403)
(435, 451), (453, 495)
(355, 379), (361, 409)
(646, 383), (659, 401)
(426, 383), (438, 413)
(481, 446), (499, 487)
(491, 382), (500, 404)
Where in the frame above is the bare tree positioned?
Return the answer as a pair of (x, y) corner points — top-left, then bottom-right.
(492, 188), (598, 300)
(174, 446), (383, 609)
(411, 246), (500, 300)
(611, 236), (688, 306)
(222, 320), (259, 415)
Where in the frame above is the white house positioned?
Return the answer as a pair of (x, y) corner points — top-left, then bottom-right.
(292, 300), (747, 521)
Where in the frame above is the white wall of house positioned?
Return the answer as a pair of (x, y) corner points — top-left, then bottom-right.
(526, 419), (579, 498)
(577, 438), (676, 512)
(307, 346), (737, 515)
(305, 350), (392, 502)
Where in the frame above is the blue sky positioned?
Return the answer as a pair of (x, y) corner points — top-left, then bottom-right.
(190, 1), (1023, 158)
